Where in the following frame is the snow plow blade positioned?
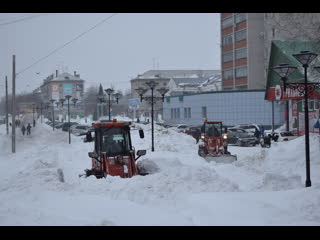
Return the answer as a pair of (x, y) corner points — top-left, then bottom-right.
(204, 154), (237, 163)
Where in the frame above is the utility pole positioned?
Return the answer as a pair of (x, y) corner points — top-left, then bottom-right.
(40, 102), (43, 123)
(271, 101), (275, 132)
(5, 76), (9, 135)
(12, 55), (16, 153)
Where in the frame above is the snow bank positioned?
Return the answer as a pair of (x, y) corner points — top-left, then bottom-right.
(1, 114), (320, 225)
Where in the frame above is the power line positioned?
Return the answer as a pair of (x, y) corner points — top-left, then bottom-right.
(0, 14), (47, 27)
(16, 13), (118, 76)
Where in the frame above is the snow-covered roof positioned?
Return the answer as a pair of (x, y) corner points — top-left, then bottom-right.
(173, 77), (208, 86)
(52, 72), (83, 81)
(139, 70), (220, 79)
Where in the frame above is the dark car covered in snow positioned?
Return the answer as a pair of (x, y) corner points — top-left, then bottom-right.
(227, 128), (257, 146)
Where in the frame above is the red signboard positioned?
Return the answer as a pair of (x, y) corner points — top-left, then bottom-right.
(265, 85), (320, 101)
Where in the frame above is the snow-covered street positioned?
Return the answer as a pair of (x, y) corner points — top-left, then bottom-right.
(1, 117), (320, 226)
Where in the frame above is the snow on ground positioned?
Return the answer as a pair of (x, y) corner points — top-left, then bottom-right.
(0, 114), (320, 225)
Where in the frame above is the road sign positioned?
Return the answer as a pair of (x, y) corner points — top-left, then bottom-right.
(128, 98), (140, 110)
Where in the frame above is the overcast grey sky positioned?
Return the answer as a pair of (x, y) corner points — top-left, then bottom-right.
(0, 13), (220, 97)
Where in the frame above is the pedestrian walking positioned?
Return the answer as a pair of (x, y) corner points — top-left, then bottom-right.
(254, 128), (260, 139)
(21, 125), (26, 135)
(259, 125), (265, 137)
(194, 128), (201, 144)
(33, 119), (36, 127)
(27, 123), (32, 135)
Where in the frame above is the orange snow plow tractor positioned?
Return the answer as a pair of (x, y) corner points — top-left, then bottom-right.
(80, 119), (147, 178)
(198, 119), (237, 162)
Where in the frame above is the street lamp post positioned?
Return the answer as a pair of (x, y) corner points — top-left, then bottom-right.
(72, 98), (78, 121)
(39, 102), (43, 123)
(65, 95), (72, 144)
(145, 81), (158, 152)
(59, 99), (65, 122)
(135, 82), (168, 152)
(104, 88), (114, 121)
(49, 99), (55, 131)
(272, 51), (320, 188)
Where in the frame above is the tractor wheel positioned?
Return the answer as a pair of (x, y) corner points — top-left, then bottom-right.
(198, 147), (207, 157)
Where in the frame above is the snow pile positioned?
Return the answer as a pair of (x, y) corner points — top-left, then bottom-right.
(1, 114), (320, 225)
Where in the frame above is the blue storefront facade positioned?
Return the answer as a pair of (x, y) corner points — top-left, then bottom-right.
(163, 90), (285, 128)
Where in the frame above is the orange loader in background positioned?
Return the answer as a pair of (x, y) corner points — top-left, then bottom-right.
(198, 119), (237, 162)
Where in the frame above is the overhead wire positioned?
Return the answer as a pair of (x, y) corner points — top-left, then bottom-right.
(0, 14), (47, 27)
(16, 13), (118, 76)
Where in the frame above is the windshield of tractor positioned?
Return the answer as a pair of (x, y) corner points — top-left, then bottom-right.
(101, 127), (131, 156)
(204, 122), (222, 137)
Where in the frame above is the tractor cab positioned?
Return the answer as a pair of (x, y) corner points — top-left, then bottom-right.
(81, 119), (147, 178)
(201, 121), (224, 138)
(198, 119), (237, 162)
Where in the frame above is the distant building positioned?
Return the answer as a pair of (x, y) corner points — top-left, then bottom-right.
(163, 89), (285, 128)
(39, 70), (85, 118)
(130, 70), (220, 121)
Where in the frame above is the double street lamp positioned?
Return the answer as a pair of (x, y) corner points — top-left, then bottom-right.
(61, 95), (78, 144)
(104, 88), (121, 121)
(135, 81), (169, 152)
(272, 50), (320, 188)
(98, 88), (121, 121)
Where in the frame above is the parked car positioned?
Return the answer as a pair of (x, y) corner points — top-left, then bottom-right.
(176, 124), (189, 133)
(61, 122), (78, 132)
(54, 122), (64, 129)
(70, 124), (91, 136)
(231, 124), (260, 136)
(227, 128), (257, 146)
(272, 131), (297, 142)
(184, 126), (201, 137)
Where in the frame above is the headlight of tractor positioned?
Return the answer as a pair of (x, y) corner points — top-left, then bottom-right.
(223, 134), (228, 140)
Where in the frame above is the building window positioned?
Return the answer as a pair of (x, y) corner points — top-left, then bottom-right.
(202, 106), (207, 118)
(184, 107), (191, 119)
(223, 51), (233, 63)
(222, 34), (233, 46)
(222, 69), (233, 80)
(235, 29), (247, 42)
(235, 67), (247, 78)
(171, 108), (174, 119)
(300, 99), (317, 112)
(222, 16), (233, 29)
(176, 108), (180, 119)
(234, 13), (246, 24)
(235, 48), (247, 60)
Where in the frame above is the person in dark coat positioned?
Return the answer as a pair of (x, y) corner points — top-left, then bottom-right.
(259, 126), (265, 137)
(26, 123), (32, 135)
(194, 128), (201, 144)
(254, 128), (260, 139)
(21, 125), (26, 135)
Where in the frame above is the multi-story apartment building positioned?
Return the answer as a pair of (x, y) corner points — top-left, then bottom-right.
(221, 13), (265, 90)
(39, 70), (85, 118)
